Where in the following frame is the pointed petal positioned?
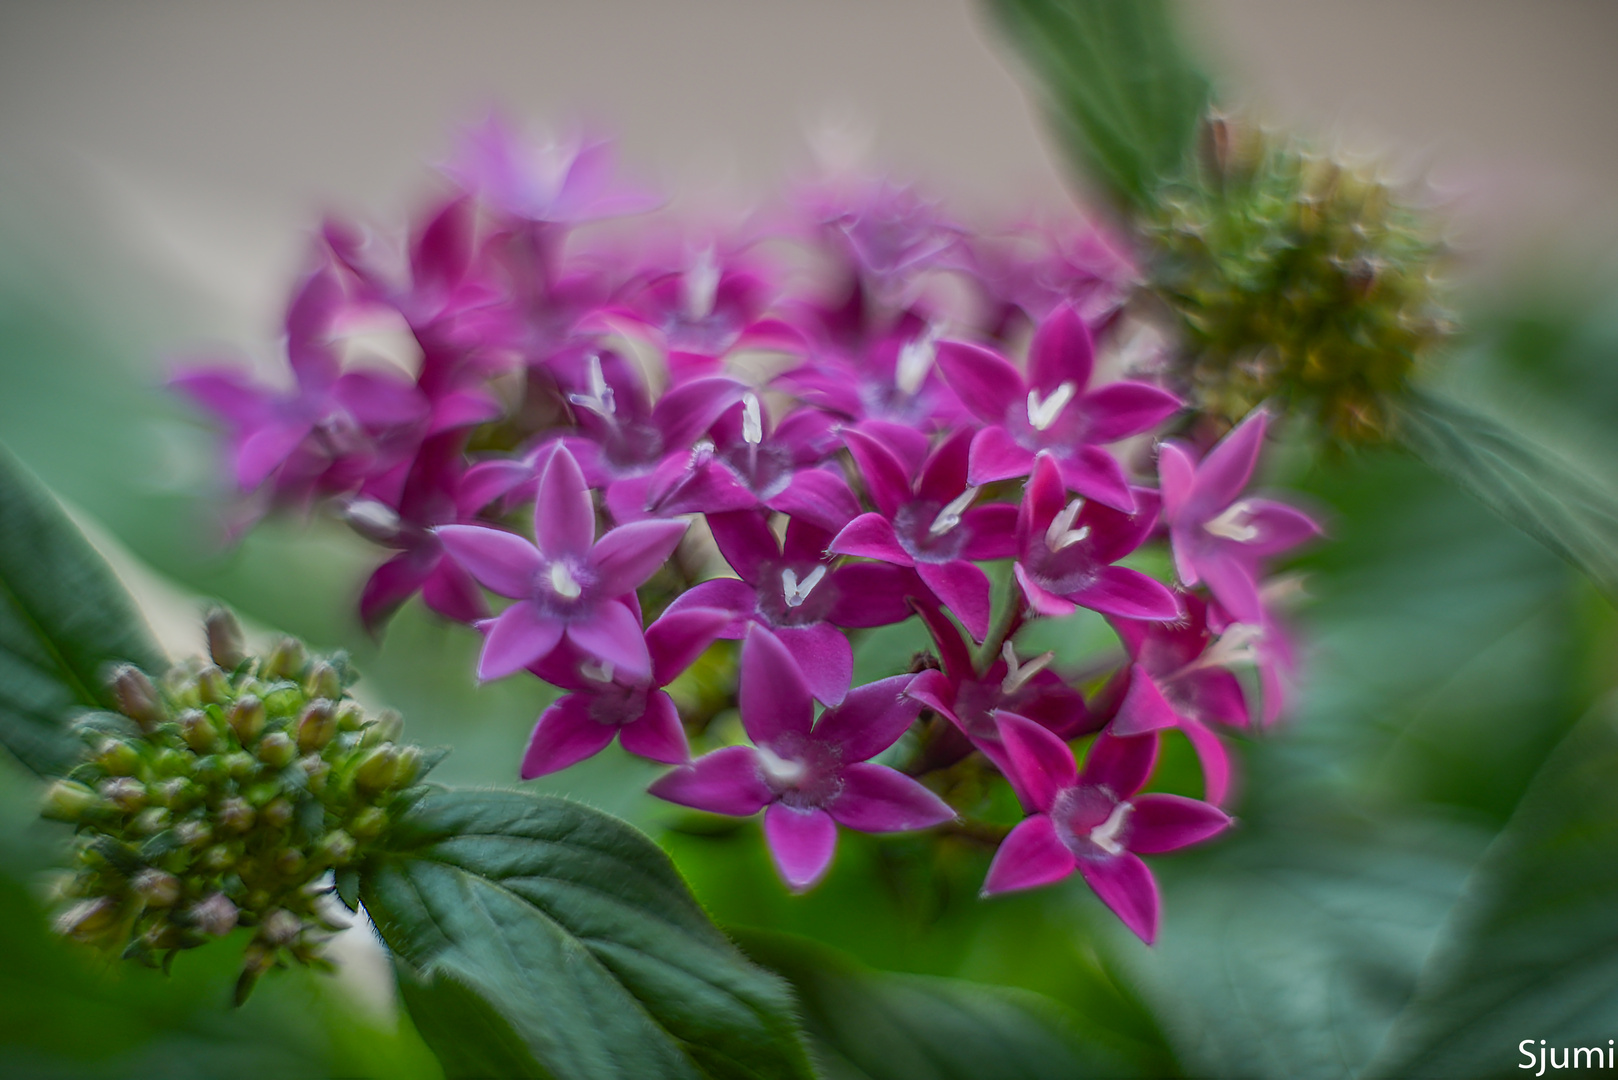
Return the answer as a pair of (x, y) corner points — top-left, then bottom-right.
(770, 623), (854, 708)
(590, 518), (689, 595)
(236, 420), (310, 490)
(436, 524), (543, 599)
(763, 804), (838, 892)
(660, 578), (758, 638)
(1242, 499), (1323, 556)
(842, 427), (912, 518)
(1185, 669), (1250, 729)
(1069, 566), (1182, 621)
(706, 510), (779, 583)
(960, 504), (1019, 561)
(935, 340), (1024, 424)
(1129, 794), (1231, 854)
(1077, 730), (1157, 798)
(652, 376), (745, 448)
(420, 556), (489, 625)
(830, 514), (913, 565)
(967, 425), (1037, 486)
(480, 604), (565, 680)
(332, 371), (428, 428)
(1014, 563), (1079, 618)
(905, 668), (960, 724)
(1019, 452), (1068, 538)
(813, 675), (922, 761)
(767, 468), (861, 533)
(1180, 715), (1235, 805)
(565, 600), (652, 683)
(1157, 442), (1196, 522)
(171, 369), (272, 426)
(649, 745), (772, 816)
(996, 711), (1078, 812)
(360, 553), (430, 634)
(1190, 408), (1268, 518)
(1079, 381), (1182, 443)
(1112, 667), (1184, 736)
(1027, 303), (1094, 394)
(520, 694), (618, 778)
(828, 762), (954, 832)
(457, 458), (534, 517)
(531, 442), (596, 559)
(1084, 487), (1161, 565)
(827, 563), (920, 628)
(916, 561), (991, 641)
(783, 517), (836, 564)
(1194, 547), (1263, 624)
(647, 607), (732, 688)
(1078, 853), (1160, 944)
(981, 815), (1076, 896)
(617, 690), (690, 765)
(740, 625), (817, 742)
(1055, 445), (1135, 513)
(915, 426), (973, 503)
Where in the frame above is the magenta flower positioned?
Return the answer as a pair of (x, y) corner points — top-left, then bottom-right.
(778, 317), (967, 429)
(1158, 409), (1321, 623)
(435, 442), (687, 681)
(519, 606), (732, 777)
(663, 510), (918, 705)
(1013, 453), (1180, 621)
(649, 625), (954, 892)
(830, 426), (1016, 640)
(936, 303), (1181, 511)
(982, 714), (1230, 943)
(447, 116), (660, 226)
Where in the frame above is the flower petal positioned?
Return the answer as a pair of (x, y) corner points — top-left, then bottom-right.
(842, 427), (912, 518)
(1027, 303), (1094, 395)
(981, 815), (1076, 896)
(1055, 445), (1135, 513)
(706, 510), (780, 584)
(564, 599), (652, 683)
(960, 504), (1019, 561)
(767, 468), (861, 534)
(480, 603), (565, 680)
(520, 694), (618, 778)
(915, 426), (973, 504)
(1194, 546), (1263, 624)
(435, 524), (543, 599)
(830, 514), (913, 566)
(420, 557), (489, 625)
(995, 711), (1078, 813)
(1014, 563), (1078, 618)
(771, 622), (854, 708)
(617, 690), (690, 765)
(1129, 793), (1231, 854)
(740, 625), (817, 743)
(1078, 853), (1160, 944)
(651, 376), (745, 448)
(1157, 441), (1196, 522)
(360, 553), (431, 634)
(649, 745), (772, 816)
(828, 762), (954, 832)
(1189, 408), (1268, 519)
(661, 578), (758, 638)
(1180, 715), (1235, 806)
(531, 442), (596, 559)
(936, 340), (1024, 425)
(1079, 381), (1182, 443)
(590, 518), (689, 596)
(1242, 498), (1323, 556)
(812, 675), (922, 761)
(916, 561), (992, 642)
(763, 803), (839, 892)
(967, 425), (1037, 486)
(827, 563), (920, 628)
(1068, 566), (1182, 621)
(1077, 729), (1157, 798)
(646, 607), (733, 688)
(1112, 667), (1184, 737)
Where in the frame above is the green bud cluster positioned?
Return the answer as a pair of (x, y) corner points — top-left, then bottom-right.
(1144, 115), (1452, 444)
(41, 609), (434, 1003)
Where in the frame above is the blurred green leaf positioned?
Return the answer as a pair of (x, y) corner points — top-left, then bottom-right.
(0, 442), (165, 776)
(394, 965), (548, 1080)
(984, 0), (1210, 212)
(1367, 697), (1618, 1078)
(736, 928), (1147, 1079)
(361, 787), (816, 1080)
(1396, 389), (1618, 602)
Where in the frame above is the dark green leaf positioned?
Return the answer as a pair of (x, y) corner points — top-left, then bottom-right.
(735, 928), (1141, 1080)
(984, 0), (1211, 212)
(1368, 698), (1618, 1078)
(0, 441), (165, 776)
(1396, 390), (1618, 601)
(360, 787), (816, 1080)
(394, 964), (550, 1080)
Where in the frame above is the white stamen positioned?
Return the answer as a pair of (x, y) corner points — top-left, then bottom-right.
(1088, 800), (1133, 856)
(1045, 498), (1091, 551)
(1026, 381), (1076, 431)
(741, 393), (764, 446)
(683, 245), (721, 322)
(1000, 642), (1056, 695)
(781, 565), (827, 608)
(895, 326), (939, 396)
(579, 659), (616, 684)
(1204, 499), (1259, 542)
(755, 744), (807, 787)
(342, 498), (401, 539)
(690, 439), (715, 465)
(1195, 622), (1265, 672)
(928, 486), (979, 537)
(548, 562), (583, 600)
(566, 353), (616, 417)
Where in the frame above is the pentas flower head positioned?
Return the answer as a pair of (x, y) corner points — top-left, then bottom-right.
(650, 625), (954, 892)
(436, 442), (688, 681)
(1014, 453), (1181, 622)
(447, 116), (660, 227)
(777, 315), (967, 429)
(520, 606), (732, 776)
(982, 714), (1231, 943)
(1159, 408), (1321, 623)
(936, 303), (1181, 511)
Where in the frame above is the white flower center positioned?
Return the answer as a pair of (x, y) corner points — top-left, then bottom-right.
(1204, 499), (1259, 542)
(1193, 622), (1265, 672)
(756, 744), (807, 787)
(342, 498), (401, 538)
(579, 658), (615, 684)
(682, 245), (721, 322)
(1088, 800), (1133, 856)
(567, 353), (616, 417)
(895, 326), (939, 396)
(1045, 498), (1091, 551)
(928, 486), (979, 537)
(1026, 381), (1076, 431)
(781, 565), (827, 608)
(1000, 642), (1055, 695)
(548, 561), (583, 600)
(741, 393), (764, 446)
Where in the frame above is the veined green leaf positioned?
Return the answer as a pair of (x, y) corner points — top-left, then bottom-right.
(0, 441), (164, 776)
(361, 787), (816, 1080)
(984, 0), (1211, 213)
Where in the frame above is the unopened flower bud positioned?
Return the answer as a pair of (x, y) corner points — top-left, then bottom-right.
(304, 661), (341, 702)
(298, 754), (330, 795)
(223, 751), (257, 782)
(392, 745), (423, 789)
(194, 754), (228, 785)
(195, 665), (230, 705)
(56, 897), (120, 941)
(261, 797), (293, 829)
(216, 798), (254, 834)
(273, 848), (306, 877)
(202, 843), (236, 871)
(151, 747), (190, 778)
(266, 637), (307, 679)
(131, 807), (170, 835)
(176, 820), (212, 849)
(260, 908), (303, 946)
(313, 830), (357, 867)
(98, 777), (147, 813)
(260, 683), (303, 718)
(42, 780), (99, 823)
(95, 737), (141, 777)
(155, 777), (199, 812)
(256, 731), (296, 769)
(244, 782), (279, 808)
(334, 700), (365, 732)
(348, 806), (389, 842)
(295, 701), (337, 753)
(132, 868), (181, 907)
(226, 696), (265, 744)
(205, 608), (247, 670)
(354, 746), (399, 793)
(190, 892), (237, 937)
(109, 665), (165, 730)
(360, 709), (403, 748)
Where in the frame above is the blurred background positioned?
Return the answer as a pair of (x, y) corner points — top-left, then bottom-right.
(2, 3), (1617, 1077)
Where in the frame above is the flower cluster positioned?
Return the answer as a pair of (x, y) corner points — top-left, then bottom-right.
(176, 119), (1320, 942)
(41, 611), (431, 1002)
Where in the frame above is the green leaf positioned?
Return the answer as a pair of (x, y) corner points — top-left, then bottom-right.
(1367, 698), (1618, 1078)
(360, 787), (816, 1080)
(984, 0), (1211, 212)
(1396, 390), (1618, 601)
(0, 441), (164, 776)
(735, 928), (1142, 1080)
